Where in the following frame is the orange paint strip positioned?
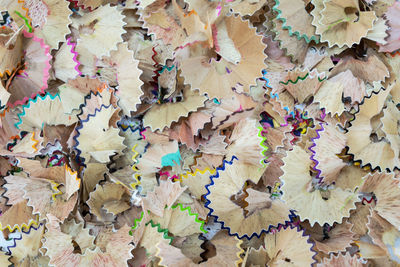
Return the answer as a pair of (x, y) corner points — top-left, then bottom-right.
(65, 165), (81, 188)
(30, 131), (39, 152)
(184, 9), (198, 17)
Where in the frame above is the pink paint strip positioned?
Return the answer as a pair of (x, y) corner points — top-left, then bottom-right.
(67, 37), (82, 77)
(176, 40), (202, 51)
(216, 3), (222, 16)
(320, 108), (326, 120)
(234, 104), (243, 112)
(159, 171), (179, 181)
(140, 128), (147, 140)
(212, 24), (219, 52)
(68, 0), (93, 11)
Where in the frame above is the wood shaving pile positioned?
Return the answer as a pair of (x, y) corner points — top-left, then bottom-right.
(0, 0), (399, 266)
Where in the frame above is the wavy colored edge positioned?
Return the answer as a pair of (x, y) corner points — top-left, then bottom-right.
(14, 92), (61, 129)
(131, 144), (140, 165)
(158, 64), (175, 74)
(147, 220), (173, 244)
(261, 69), (272, 89)
(361, 196), (375, 204)
(4, 222), (43, 255)
(390, 50), (400, 57)
(274, 71), (325, 121)
(66, 0), (94, 11)
(66, 37), (82, 77)
(279, 72), (309, 85)
(188, 153), (203, 171)
(119, 124), (140, 132)
(25, 30), (52, 91)
(6, 135), (21, 151)
(14, 11), (32, 32)
(30, 131), (39, 152)
(73, 104), (113, 166)
(176, 39), (203, 51)
(47, 154), (67, 167)
(204, 156), (296, 239)
(129, 213), (173, 245)
(18, 0), (32, 23)
(171, 203), (208, 234)
(17, 0), (33, 32)
(235, 238), (244, 266)
(130, 211), (145, 233)
(183, 9), (198, 17)
(344, 89), (390, 172)
(0, 69), (15, 79)
(280, 114), (294, 127)
(272, 0), (320, 44)
(76, 0), (95, 11)
(130, 203), (207, 235)
(266, 95), (295, 126)
(261, 70), (294, 120)
(178, 167), (216, 182)
(67, 0), (79, 9)
(3, 232), (22, 256)
(50, 180), (63, 201)
(8, 30), (52, 108)
(130, 144), (141, 188)
(159, 170), (179, 181)
(140, 128), (147, 140)
(0, 215), (39, 234)
(308, 122), (326, 183)
(150, 46), (161, 87)
(270, 18), (301, 62)
(118, 121), (141, 132)
(257, 126), (269, 167)
(268, 92), (295, 120)
(72, 83), (112, 117)
(65, 165), (81, 189)
(116, 124), (144, 189)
